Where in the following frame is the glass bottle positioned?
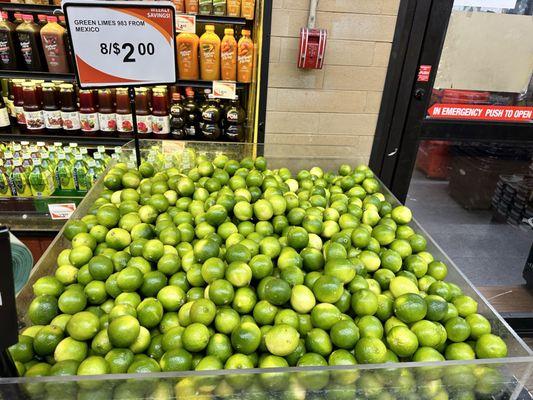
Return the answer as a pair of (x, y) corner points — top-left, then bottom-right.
(55, 152), (75, 190)
(93, 151), (106, 172)
(42, 82), (62, 130)
(6, 79), (15, 118)
(97, 89), (116, 132)
(79, 89), (100, 132)
(183, 87), (200, 139)
(13, 13), (23, 27)
(12, 79), (25, 126)
(0, 13), (18, 70)
(0, 95), (10, 128)
(60, 83), (80, 131)
(22, 82), (45, 132)
(152, 87), (170, 136)
(40, 152), (55, 185)
(176, 31), (200, 80)
(10, 158), (32, 197)
(221, 28), (237, 81)
(135, 87), (152, 134)
(40, 15), (69, 73)
(97, 145), (110, 162)
(86, 159), (98, 189)
(115, 87), (133, 134)
(69, 142), (79, 155)
(200, 25), (220, 81)
(29, 158), (55, 197)
(170, 93), (186, 139)
(72, 153), (88, 191)
(37, 15), (47, 28)
(16, 14), (45, 71)
(201, 94), (222, 140)
(64, 146), (74, 165)
(237, 29), (253, 83)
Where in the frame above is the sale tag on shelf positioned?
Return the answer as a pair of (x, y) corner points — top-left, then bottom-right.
(62, 0), (176, 88)
(175, 14), (196, 33)
(427, 104), (533, 123)
(49, 203), (77, 220)
(213, 81), (237, 99)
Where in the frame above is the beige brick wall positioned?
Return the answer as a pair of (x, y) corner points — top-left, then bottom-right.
(265, 0), (400, 165)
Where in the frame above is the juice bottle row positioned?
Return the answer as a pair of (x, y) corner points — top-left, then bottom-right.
(0, 141), (114, 197)
(172, 0), (255, 19)
(0, 11), (71, 73)
(177, 26), (253, 82)
(0, 79), (247, 141)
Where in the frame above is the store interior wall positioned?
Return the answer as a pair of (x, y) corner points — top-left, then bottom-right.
(264, 0), (400, 163)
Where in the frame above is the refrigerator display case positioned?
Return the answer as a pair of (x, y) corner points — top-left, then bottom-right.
(3, 140), (533, 399)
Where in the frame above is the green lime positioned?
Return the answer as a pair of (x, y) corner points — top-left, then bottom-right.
(157, 285), (186, 311)
(9, 335), (34, 363)
(182, 323), (210, 352)
(354, 337), (387, 364)
(33, 325), (64, 356)
(108, 315), (140, 348)
(386, 325), (419, 357)
(261, 277), (291, 306)
(445, 342), (475, 360)
(312, 275), (343, 304)
(311, 303), (341, 330)
(475, 333), (507, 359)
(290, 284), (316, 314)
(215, 307), (240, 334)
(330, 320), (359, 349)
(54, 337), (88, 363)
(351, 289), (378, 316)
(105, 348), (134, 374)
(465, 313), (491, 340)
(305, 328), (332, 357)
(394, 293), (427, 323)
(68, 245), (93, 268)
(452, 295), (478, 317)
(357, 315), (384, 339)
(88, 255), (114, 281)
(389, 276), (419, 298)
(160, 348), (193, 371)
(66, 311), (100, 341)
(28, 295), (59, 325)
(33, 276), (64, 297)
(391, 206), (412, 224)
(137, 298), (164, 328)
(410, 320), (441, 348)
(445, 317), (471, 342)
(208, 279), (235, 306)
(428, 261), (448, 280)
(231, 321), (261, 354)
(64, 220), (88, 241)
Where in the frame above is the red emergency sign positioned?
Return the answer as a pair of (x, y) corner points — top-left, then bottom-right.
(427, 104), (533, 123)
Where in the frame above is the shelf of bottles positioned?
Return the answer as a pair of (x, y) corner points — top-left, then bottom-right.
(0, 0), (259, 144)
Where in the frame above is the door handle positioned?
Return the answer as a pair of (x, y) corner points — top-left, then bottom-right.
(414, 88), (425, 100)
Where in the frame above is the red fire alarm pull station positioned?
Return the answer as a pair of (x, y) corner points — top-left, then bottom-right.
(298, 0), (327, 69)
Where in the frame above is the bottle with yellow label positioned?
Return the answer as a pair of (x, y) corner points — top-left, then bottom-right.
(0, 160), (12, 197)
(199, 25), (221, 81)
(55, 152), (75, 190)
(29, 158), (55, 197)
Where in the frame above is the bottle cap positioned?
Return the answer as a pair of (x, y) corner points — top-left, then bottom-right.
(22, 14), (33, 22)
(59, 15), (65, 22)
(97, 145), (105, 152)
(224, 28), (234, 35)
(205, 24), (215, 31)
(42, 82), (55, 90)
(46, 15), (58, 23)
(22, 153), (30, 159)
(5, 151), (12, 158)
(94, 152), (101, 159)
(38, 14), (47, 21)
(33, 159), (41, 166)
(14, 13), (22, 19)
(42, 152), (49, 158)
(13, 143), (21, 150)
(58, 153), (66, 160)
(242, 29), (251, 35)
(80, 147), (88, 154)
(54, 142), (62, 147)
(69, 142), (78, 148)
(36, 141), (45, 147)
(172, 93), (180, 100)
(88, 159), (96, 167)
(20, 141), (29, 146)
(1, 12), (8, 20)
(13, 159), (21, 166)
(75, 154), (82, 160)
(64, 147), (71, 153)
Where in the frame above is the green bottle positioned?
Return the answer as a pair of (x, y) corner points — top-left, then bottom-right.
(93, 151), (106, 172)
(98, 146), (111, 162)
(10, 158), (32, 197)
(29, 159), (55, 197)
(55, 153), (75, 190)
(73, 153), (89, 191)
(4, 151), (14, 174)
(86, 159), (99, 189)
(64, 147), (75, 165)
(0, 160), (12, 197)
(69, 142), (80, 155)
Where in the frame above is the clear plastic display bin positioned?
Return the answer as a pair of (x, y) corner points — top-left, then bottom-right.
(4, 140), (533, 399)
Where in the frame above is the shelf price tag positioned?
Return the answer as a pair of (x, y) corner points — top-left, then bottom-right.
(62, 0), (177, 88)
(48, 203), (77, 220)
(213, 81), (237, 99)
(175, 14), (196, 33)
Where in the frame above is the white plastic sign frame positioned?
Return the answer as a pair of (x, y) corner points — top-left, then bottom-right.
(62, 0), (177, 89)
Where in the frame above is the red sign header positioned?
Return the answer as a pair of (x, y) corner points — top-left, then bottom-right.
(427, 104), (533, 123)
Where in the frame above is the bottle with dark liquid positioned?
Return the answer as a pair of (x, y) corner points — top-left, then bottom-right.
(60, 83), (80, 132)
(183, 87), (200, 139)
(223, 95), (245, 142)
(12, 79), (25, 126)
(135, 87), (152, 134)
(79, 89), (100, 132)
(115, 87), (133, 134)
(152, 87), (170, 137)
(201, 95), (222, 140)
(42, 82), (62, 131)
(37, 15), (47, 28)
(22, 82), (45, 132)
(0, 13), (18, 70)
(13, 14), (23, 27)
(0, 95), (10, 128)
(170, 93), (186, 139)
(16, 14), (45, 71)
(98, 89), (116, 133)
(40, 15), (69, 73)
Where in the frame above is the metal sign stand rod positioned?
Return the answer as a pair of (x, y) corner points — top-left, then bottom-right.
(128, 87), (141, 167)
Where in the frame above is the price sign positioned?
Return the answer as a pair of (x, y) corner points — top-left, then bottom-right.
(213, 81), (237, 99)
(63, 0), (176, 88)
(48, 203), (77, 220)
(175, 14), (196, 33)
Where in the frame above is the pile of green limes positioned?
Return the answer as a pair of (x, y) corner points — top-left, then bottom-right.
(10, 152), (508, 385)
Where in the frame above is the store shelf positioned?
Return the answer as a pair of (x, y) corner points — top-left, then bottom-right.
(0, 70), (75, 81)
(177, 79), (248, 90)
(0, 126), (133, 146)
(195, 15), (247, 25)
(0, 3), (62, 14)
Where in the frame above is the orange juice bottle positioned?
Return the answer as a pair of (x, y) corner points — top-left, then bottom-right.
(185, 0), (199, 14)
(221, 28), (237, 81)
(199, 25), (220, 81)
(176, 31), (199, 80)
(237, 29), (253, 83)
(227, 0), (241, 17)
(173, 0), (185, 12)
(241, 0), (255, 19)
